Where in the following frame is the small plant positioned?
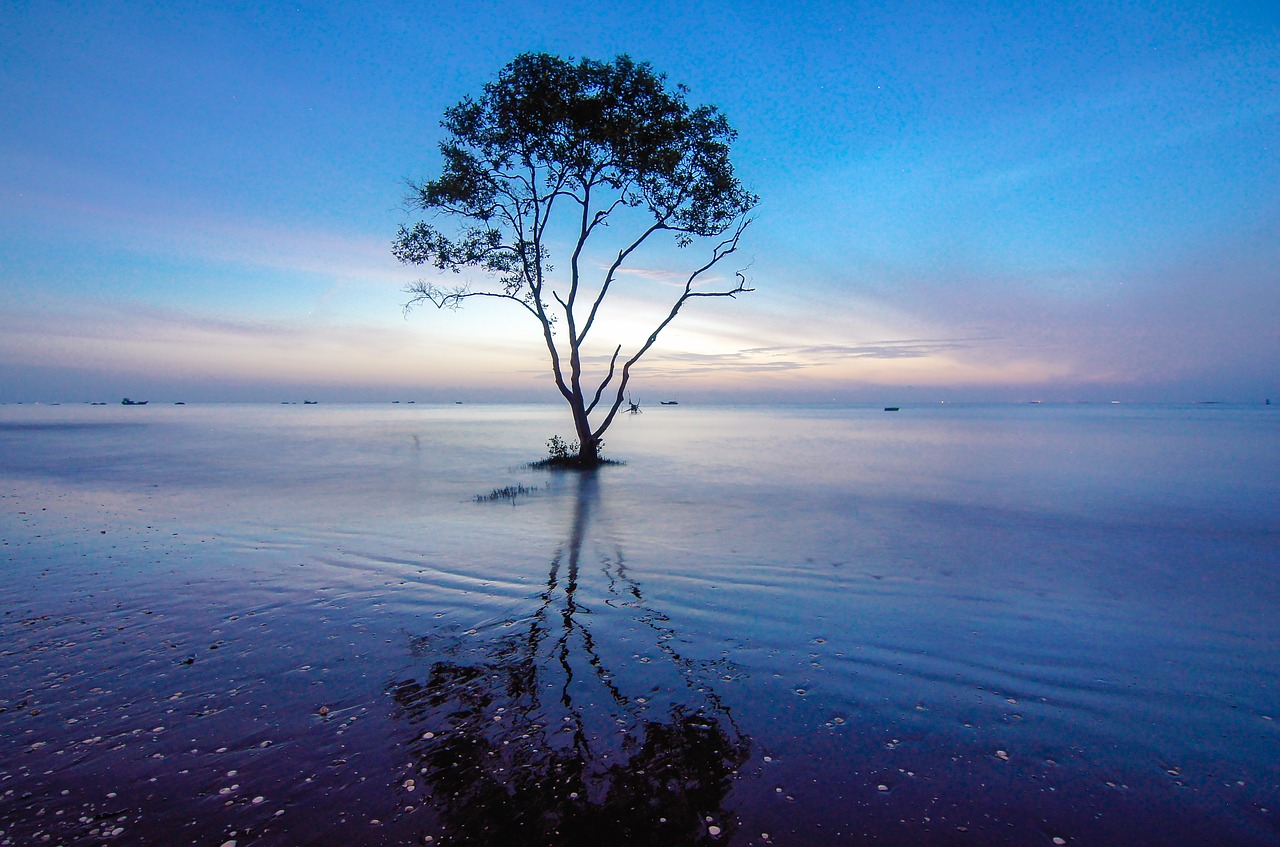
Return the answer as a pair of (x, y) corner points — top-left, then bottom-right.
(545, 435), (578, 461)
(475, 484), (536, 503)
(530, 435), (620, 470)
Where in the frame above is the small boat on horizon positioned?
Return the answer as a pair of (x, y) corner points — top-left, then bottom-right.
(660, 400), (679, 405)
(121, 398), (148, 406)
(884, 406), (900, 412)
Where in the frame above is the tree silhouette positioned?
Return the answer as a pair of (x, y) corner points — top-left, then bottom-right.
(390, 473), (750, 845)
(394, 53), (757, 466)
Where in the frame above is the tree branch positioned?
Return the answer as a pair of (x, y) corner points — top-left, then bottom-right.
(585, 345), (622, 415)
(591, 217), (753, 440)
(575, 218), (669, 347)
(402, 281), (540, 318)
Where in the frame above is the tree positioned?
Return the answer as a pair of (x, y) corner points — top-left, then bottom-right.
(394, 52), (757, 466)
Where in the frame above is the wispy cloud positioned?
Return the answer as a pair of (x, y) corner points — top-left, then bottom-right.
(568, 336), (994, 379)
(0, 300), (534, 392)
(611, 266), (689, 283)
(743, 338), (985, 361)
(1, 150), (412, 292)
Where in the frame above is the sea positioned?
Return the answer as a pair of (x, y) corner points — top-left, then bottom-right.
(1, 401), (1277, 846)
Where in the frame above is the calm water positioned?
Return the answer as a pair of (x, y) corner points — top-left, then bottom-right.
(1, 402), (1277, 846)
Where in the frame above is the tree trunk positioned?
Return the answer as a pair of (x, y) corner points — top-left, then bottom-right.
(573, 420), (599, 466)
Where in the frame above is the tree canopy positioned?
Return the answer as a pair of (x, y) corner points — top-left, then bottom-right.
(394, 52), (757, 465)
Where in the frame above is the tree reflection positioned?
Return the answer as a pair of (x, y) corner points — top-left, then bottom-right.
(391, 472), (750, 845)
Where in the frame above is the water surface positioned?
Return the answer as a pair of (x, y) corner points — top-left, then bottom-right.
(2, 402), (1277, 845)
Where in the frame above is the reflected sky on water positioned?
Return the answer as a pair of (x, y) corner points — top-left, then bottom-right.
(2, 402), (1278, 845)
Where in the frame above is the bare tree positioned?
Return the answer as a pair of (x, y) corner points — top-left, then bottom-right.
(394, 53), (757, 466)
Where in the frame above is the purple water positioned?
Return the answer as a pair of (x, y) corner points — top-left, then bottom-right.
(2, 402), (1277, 845)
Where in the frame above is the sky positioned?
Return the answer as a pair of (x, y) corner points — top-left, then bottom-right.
(1, 0), (1277, 403)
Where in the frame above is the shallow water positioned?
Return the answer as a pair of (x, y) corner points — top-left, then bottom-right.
(1, 402), (1277, 846)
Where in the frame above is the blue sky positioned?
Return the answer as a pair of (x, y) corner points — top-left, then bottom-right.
(1, 0), (1277, 402)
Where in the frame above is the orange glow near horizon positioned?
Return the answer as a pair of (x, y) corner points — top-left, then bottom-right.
(0, 286), (1128, 401)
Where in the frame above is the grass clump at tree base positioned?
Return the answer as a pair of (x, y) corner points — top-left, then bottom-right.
(528, 435), (624, 470)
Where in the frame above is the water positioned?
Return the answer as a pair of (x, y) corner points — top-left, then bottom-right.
(1, 402), (1277, 846)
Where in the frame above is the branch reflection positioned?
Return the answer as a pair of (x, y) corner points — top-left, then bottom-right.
(391, 471), (750, 845)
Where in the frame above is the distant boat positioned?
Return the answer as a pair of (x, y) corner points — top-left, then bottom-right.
(303, 400), (318, 405)
(121, 398), (148, 406)
(884, 406), (900, 412)
(174, 402), (185, 405)
(660, 400), (679, 405)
